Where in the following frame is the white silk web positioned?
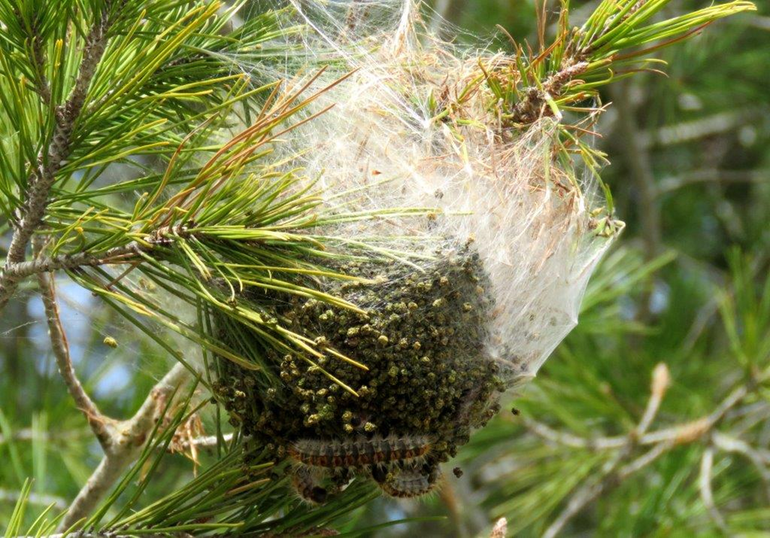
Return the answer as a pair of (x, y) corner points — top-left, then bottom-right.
(258, 0), (620, 386)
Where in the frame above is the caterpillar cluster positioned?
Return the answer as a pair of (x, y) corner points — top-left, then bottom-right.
(287, 434), (440, 501)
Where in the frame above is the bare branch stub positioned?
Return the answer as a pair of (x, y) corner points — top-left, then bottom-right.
(489, 518), (508, 538)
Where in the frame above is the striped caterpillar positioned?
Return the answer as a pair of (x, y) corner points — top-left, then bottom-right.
(288, 434), (433, 470)
(376, 466), (442, 499)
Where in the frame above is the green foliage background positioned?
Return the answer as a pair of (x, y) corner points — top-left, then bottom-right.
(0, 0), (768, 536)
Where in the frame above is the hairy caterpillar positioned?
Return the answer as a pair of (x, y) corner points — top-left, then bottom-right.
(288, 435), (433, 470)
(290, 466), (329, 505)
(377, 467), (442, 498)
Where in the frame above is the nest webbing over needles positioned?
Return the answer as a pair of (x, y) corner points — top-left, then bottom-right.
(210, 0), (625, 501)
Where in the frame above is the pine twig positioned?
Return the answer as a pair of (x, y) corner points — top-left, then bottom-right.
(4, 243), (142, 281)
(635, 363), (670, 436)
(525, 379), (749, 451)
(2, 224), (211, 281)
(641, 384), (750, 445)
(713, 432), (770, 466)
(178, 433), (234, 450)
(36, 265), (113, 448)
(699, 447), (729, 532)
(617, 440), (675, 478)
(0, 6), (112, 312)
(33, 234), (113, 450)
(712, 432), (770, 500)
(538, 366), (760, 536)
(543, 364), (670, 538)
(58, 362), (191, 531)
(521, 416), (626, 449)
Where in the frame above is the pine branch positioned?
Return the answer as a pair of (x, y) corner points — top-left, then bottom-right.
(2, 217), (285, 280)
(0, 5), (112, 312)
(34, 237), (113, 450)
(58, 362), (192, 532)
(1, 218), (283, 281)
(4, 243), (142, 280)
(0, 2), (759, 535)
